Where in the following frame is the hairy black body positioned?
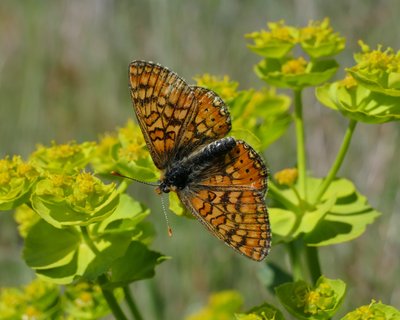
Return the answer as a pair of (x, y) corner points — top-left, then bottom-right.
(159, 137), (236, 193)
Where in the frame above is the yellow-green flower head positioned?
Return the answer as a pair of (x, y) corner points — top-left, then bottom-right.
(0, 156), (39, 210)
(30, 141), (96, 174)
(316, 72), (400, 123)
(0, 288), (25, 318)
(0, 279), (60, 319)
(24, 278), (58, 300)
(347, 41), (400, 97)
(194, 74), (239, 101)
(294, 280), (336, 315)
(14, 204), (41, 238)
(281, 57), (308, 75)
(355, 41), (400, 73)
(117, 119), (148, 162)
(246, 20), (298, 58)
(64, 281), (123, 318)
(339, 74), (358, 89)
(342, 300), (399, 320)
(31, 172), (119, 228)
(299, 18), (345, 58)
(274, 168), (298, 186)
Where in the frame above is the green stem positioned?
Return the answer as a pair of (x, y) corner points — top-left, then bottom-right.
(313, 119), (357, 203)
(287, 239), (305, 281)
(80, 226), (99, 255)
(294, 89), (307, 200)
(124, 286), (144, 320)
(305, 246), (322, 284)
(80, 227), (128, 320)
(268, 182), (299, 214)
(98, 275), (128, 320)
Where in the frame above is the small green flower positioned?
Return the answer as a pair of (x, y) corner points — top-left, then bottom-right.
(342, 300), (400, 320)
(316, 74), (400, 123)
(14, 204), (41, 238)
(276, 276), (346, 319)
(246, 20), (298, 58)
(31, 171), (119, 228)
(64, 281), (121, 319)
(194, 74), (239, 101)
(31, 141), (96, 174)
(347, 41), (400, 96)
(299, 18), (345, 58)
(0, 287), (25, 319)
(0, 156), (39, 210)
(185, 290), (243, 320)
(0, 279), (60, 320)
(255, 57), (339, 89)
(274, 168), (298, 187)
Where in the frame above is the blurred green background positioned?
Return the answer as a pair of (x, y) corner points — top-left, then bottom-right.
(0, 0), (399, 318)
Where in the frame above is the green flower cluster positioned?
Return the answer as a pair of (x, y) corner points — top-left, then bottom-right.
(317, 41), (400, 123)
(247, 18), (344, 89)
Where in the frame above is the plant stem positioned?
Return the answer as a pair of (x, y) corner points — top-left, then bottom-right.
(313, 119), (357, 203)
(80, 226), (99, 255)
(287, 239), (305, 281)
(98, 275), (128, 320)
(124, 286), (144, 320)
(268, 182), (299, 214)
(80, 227), (128, 320)
(294, 89), (307, 200)
(305, 246), (322, 284)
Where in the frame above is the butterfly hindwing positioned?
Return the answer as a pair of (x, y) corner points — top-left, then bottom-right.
(178, 139), (270, 261)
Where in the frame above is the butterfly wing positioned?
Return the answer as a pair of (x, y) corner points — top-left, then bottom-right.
(178, 140), (270, 261)
(129, 61), (197, 169)
(129, 61), (231, 169)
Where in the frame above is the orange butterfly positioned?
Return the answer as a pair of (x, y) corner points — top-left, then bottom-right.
(129, 61), (271, 261)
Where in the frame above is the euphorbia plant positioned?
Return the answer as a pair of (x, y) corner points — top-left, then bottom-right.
(0, 18), (399, 320)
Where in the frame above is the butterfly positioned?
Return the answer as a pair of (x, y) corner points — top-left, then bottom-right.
(129, 60), (271, 261)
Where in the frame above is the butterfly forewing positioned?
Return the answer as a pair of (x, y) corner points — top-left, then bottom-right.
(129, 61), (197, 169)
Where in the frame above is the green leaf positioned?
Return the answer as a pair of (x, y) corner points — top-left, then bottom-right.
(316, 82), (400, 123)
(341, 301), (400, 320)
(230, 89), (292, 150)
(276, 276), (346, 320)
(106, 241), (168, 289)
(23, 220), (80, 269)
(270, 177), (381, 246)
(305, 178), (381, 246)
(82, 232), (133, 280)
(269, 180), (336, 243)
(255, 59), (338, 89)
(93, 193), (150, 234)
(236, 302), (285, 320)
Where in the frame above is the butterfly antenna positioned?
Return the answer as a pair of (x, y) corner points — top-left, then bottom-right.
(110, 171), (159, 187)
(160, 193), (173, 237)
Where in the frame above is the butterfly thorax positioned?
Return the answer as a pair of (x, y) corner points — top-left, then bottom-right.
(158, 137), (236, 193)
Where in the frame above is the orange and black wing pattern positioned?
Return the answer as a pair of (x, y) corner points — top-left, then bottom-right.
(178, 140), (270, 261)
(129, 61), (231, 169)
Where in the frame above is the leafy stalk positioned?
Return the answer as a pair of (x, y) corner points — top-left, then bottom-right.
(287, 239), (305, 281)
(313, 119), (357, 203)
(305, 246), (322, 284)
(98, 275), (128, 320)
(294, 89), (307, 200)
(124, 286), (144, 320)
(80, 227), (128, 320)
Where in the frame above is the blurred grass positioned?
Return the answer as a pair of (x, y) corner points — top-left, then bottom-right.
(0, 0), (399, 318)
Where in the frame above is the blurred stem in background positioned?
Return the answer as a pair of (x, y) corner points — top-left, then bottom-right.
(294, 89), (307, 201)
